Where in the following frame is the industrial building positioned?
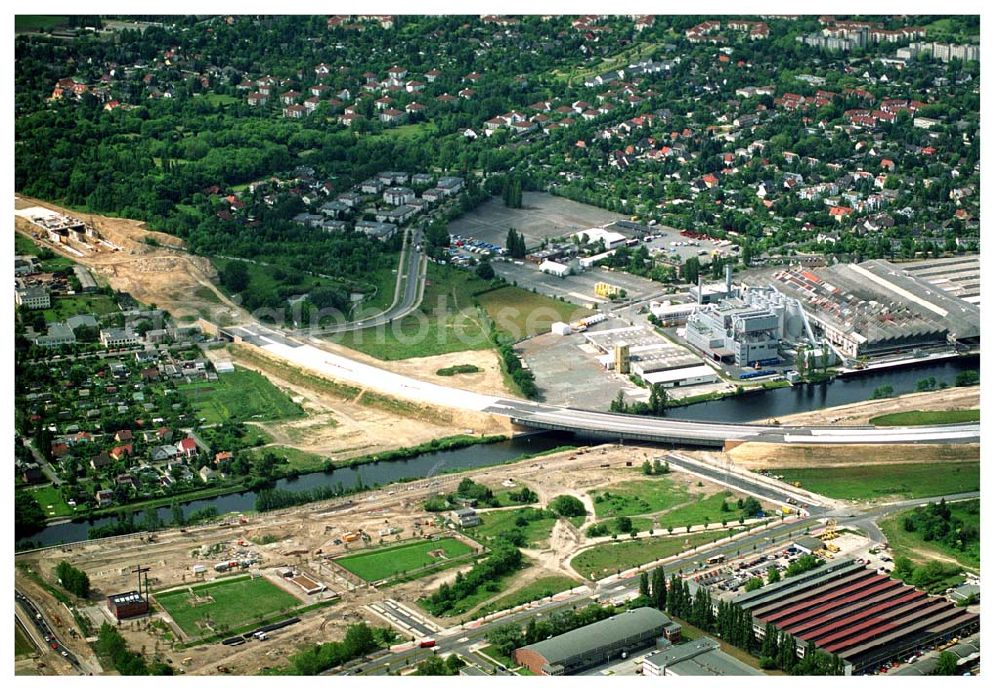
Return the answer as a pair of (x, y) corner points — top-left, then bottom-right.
(642, 637), (763, 676)
(107, 591), (149, 620)
(690, 266), (735, 304)
(584, 326), (718, 388)
(757, 259), (979, 359)
(539, 260), (572, 277)
(515, 607), (673, 675)
(892, 634), (980, 676)
(729, 558), (979, 675)
(15, 285), (51, 310)
(684, 298), (781, 367)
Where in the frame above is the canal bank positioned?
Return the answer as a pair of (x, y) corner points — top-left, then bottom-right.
(21, 354), (978, 548)
(20, 432), (577, 548)
(665, 355), (978, 424)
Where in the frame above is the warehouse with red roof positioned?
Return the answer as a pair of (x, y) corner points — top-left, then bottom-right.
(729, 558), (978, 674)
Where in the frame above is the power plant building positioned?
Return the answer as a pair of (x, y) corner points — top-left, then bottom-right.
(684, 298), (781, 367)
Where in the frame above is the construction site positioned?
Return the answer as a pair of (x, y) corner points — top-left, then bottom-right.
(15, 442), (791, 675)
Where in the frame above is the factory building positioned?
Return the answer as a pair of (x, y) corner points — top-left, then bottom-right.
(757, 259), (978, 359)
(585, 327), (717, 387)
(539, 260), (572, 277)
(691, 264), (735, 304)
(684, 298), (781, 367)
(514, 607), (672, 675)
(730, 558), (979, 675)
(642, 637), (763, 676)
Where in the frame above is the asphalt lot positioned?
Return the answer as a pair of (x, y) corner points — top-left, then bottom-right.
(447, 191), (628, 249)
(644, 225), (743, 265)
(493, 261), (667, 308)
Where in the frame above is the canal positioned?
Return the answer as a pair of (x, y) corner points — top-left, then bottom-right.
(25, 355), (978, 547)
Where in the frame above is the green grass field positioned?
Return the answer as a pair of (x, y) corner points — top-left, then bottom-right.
(420, 565), (524, 618)
(201, 93), (239, 106)
(880, 499), (980, 570)
(375, 122), (432, 140)
(778, 462), (980, 501)
(869, 410), (980, 426)
(179, 367), (305, 424)
(591, 478), (689, 518)
(335, 538), (474, 581)
(478, 575), (578, 615)
(465, 508), (557, 548)
(249, 445), (327, 473)
(155, 576), (301, 638)
(24, 485), (77, 519)
(342, 263), (493, 360)
(15, 623), (36, 657)
(477, 286), (590, 341)
(15, 15), (69, 32)
(570, 531), (719, 580)
(591, 516), (654, 536)
(659, 492), (736, 530)
(43, 294), (120, 323)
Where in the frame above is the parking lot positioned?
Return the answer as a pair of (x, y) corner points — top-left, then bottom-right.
(493, 261), (667, 308)
(447, 191), (629, 249)
(644, 226), (743, 265)
(518, 317), (652, 410)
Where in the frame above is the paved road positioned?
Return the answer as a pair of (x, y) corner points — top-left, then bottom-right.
(285, 228), (427, 335)
(219, 319), (980, 447)
(662, 452), (830, 510)
(15, 589), (84, 674)
(335, 491), (978, 676)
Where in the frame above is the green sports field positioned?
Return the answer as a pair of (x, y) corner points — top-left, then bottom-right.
(335, 538), (474, 581)
(155, 576), (300, 638)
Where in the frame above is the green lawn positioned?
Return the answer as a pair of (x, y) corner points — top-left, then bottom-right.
(201, 93), (239, 106)
(659, 492), (737, 530)
(374, 122), (432, 140)
(15, 15), (68, 32)
(591, 516), (654, 536)
(342, 265), (593, 360)
(778, 462), (980, 501)
(155, 576), (301, 638)
(249, 445), (327, 473)
(869, 410), (980, 426)
(465, 508), (557, 548)
(478, 575), (579, 615)
(15, 623), (36, 657)
(880, 499), (980, 570)
(342, 263), (493, 360)
(570, 531), (720, 580)
(178, 367), (305, 424)
(590, 478), (689, 518)
(477, 286), (590, 341)
(335, 538), (475, 582)
(43, 294), (119, 323)
(24, 485), (77, 518)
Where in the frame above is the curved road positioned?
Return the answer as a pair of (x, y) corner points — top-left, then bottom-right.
(288, 228), (427, 335)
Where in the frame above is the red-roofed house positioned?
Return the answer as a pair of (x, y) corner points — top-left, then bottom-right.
(176, 437), (199, 458)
